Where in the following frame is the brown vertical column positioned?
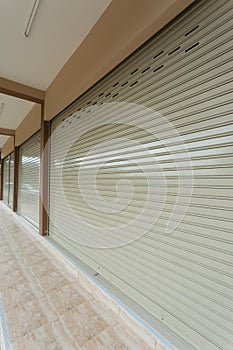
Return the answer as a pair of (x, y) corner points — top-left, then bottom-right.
(13, 146), (19, 211)
(0, 155), (3, 200)
(39, 103), (50, 236)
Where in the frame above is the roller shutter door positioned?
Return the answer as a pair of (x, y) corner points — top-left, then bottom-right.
(49, 1), (233, 349)
(18, 132), (40, 228)
(8, 152), (14, 209)
(3, 156), (10, 205)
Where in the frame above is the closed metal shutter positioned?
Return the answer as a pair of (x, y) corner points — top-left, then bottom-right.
(18, 132), (40, 228)
(3, 156), (10, 205)
(8, 152), (14, 209)
(49, 1), (233, 349)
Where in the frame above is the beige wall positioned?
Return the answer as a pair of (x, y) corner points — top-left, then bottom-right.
(1, 136), (14, 159)
(45, 0), (193, 121)
(15, 104), (41, 146)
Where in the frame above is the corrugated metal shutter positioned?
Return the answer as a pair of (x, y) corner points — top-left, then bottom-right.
(49, 0), (233, 349)
(18, 132), (40, 228)
(3, 156), (10, 205)
(8, 153), (14, 209)
(2, 153), (14, 207)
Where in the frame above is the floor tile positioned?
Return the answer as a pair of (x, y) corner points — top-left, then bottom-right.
(0, 204), (159, 350)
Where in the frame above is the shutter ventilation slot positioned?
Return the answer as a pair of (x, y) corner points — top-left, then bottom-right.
(131, 68), (138, 75)
(130, 81), (138, 87)
(185, 25), (199, 36)
(141, 67), (151, 74)
(185, 42), (199, 53)
(153, 65), (164, 73)
(153, 50), (164, 59)
(168, 46), (180, 55)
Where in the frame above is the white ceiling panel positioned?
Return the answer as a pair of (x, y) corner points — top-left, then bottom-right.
(0, 0), (112, 90)
(0, 135), (10, 148)
(0, 94), (34, 129)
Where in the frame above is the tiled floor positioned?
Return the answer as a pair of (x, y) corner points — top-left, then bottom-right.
(0, 204), (164, 350)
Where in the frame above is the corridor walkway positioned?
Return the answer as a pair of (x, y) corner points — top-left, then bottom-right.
(0, 203), (163, 350)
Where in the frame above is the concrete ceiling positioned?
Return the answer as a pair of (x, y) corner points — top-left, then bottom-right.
(0, 0), (111, 90)
(0, 94), (35, 147)
(0, 135), (10, 148)
(0, 0), (112, 147)
(0, 94), (34, 130)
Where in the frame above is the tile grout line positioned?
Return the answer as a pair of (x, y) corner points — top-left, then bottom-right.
(0, 295), (11, 350)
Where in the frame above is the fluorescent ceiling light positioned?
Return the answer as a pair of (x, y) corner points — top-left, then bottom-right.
(24, 0), (41, 38)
